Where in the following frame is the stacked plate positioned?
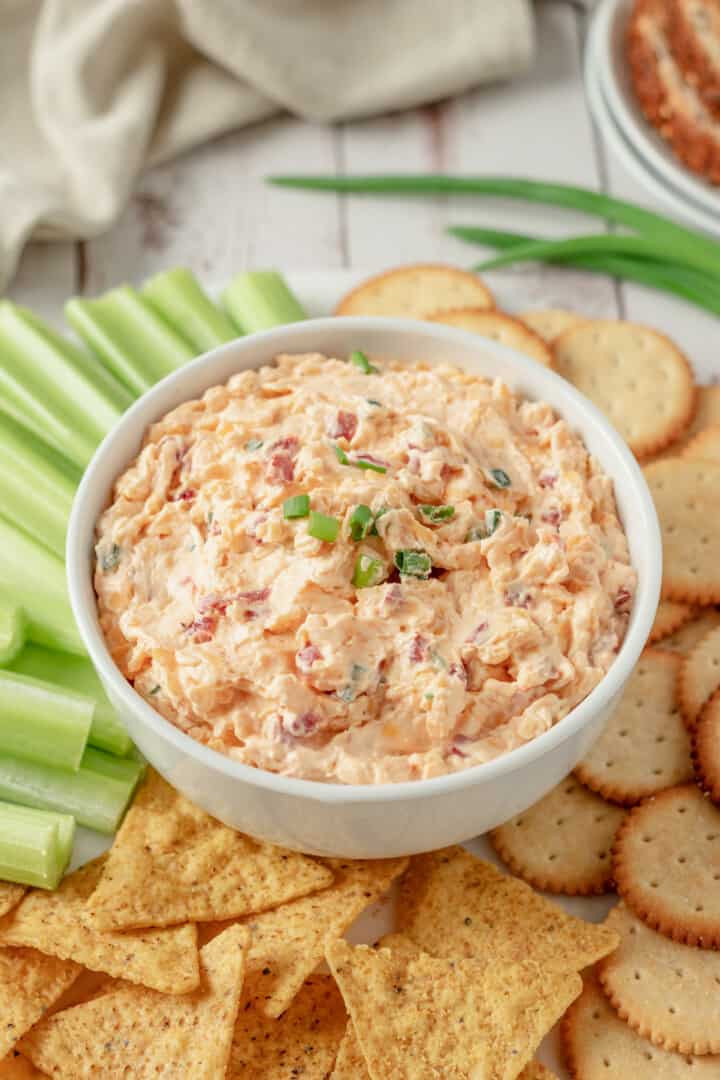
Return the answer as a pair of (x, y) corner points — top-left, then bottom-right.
(585, 0), (720, 237)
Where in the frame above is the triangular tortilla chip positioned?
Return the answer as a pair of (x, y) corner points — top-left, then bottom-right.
(0, 1052), (47, 1079)
(330, 1023), (369, 1080)
(20, 925), (248, 1080)
(0, 886), (24, 920)
(228, 974), (346, 1078)
(84, 770), (333, 931)
(0, 947), (79, 1059)
(326, 937), (580, 1080)
(201, 856), (406, 1018)
(0, 858), (198, 994)
(398, 847), (619, 972)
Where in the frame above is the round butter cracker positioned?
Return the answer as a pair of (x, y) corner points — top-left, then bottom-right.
(553, 321), (695, 457)
(574, 650), (693, 805)
(562, 974), (720, 1078)
(490, 777), (624, 895)
(334, 264), (494, 318)
(599, 901), (720, 1056)
(644, 460), (720, 605)
(662, 609), (720, 655)
(683, 424), (720, 464)
(428, 309), (553, 367)
(693, 689), (720, 804)
(518, 308), (587, 344)
(648, 601), (697, 644)
(613, 783), (720, 947)
(678, 625), (720, 729)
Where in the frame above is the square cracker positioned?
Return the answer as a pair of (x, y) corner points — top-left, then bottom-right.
(228, 974), (346, 1078)
(0, 857), (199, 994)
(84, 770), (333, 931)
(201, 855), (406, 1018)
(20, 924), (248, 1080)
(326, 937), (579, 1080)
(0, 948), (79, 1059)
(398, 847), (618, 972)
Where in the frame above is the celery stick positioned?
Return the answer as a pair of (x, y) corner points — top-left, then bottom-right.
(0, 411), (76, 558)
(0, 516), (84, 656)
(0, 670), (93, 772)
(0, 801), (74, 889)
(0, 302), (130, 469)
(10, 644), (131, 757)
(0, 747), (142, 834)
(66, 286), (195, 396)
(0, 603), (24, 667)
(221, 271), (307, 333)
(142, 268), (237, 352)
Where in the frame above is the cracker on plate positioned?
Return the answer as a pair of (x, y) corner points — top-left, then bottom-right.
(599, 901), (720, 1055)
(84, 769), (333, 932)
(326, 936), (580, 1080)
(200, 855), (406, 1019)
(574, 649), (693, 805)
(553, 321), (695, 457)
(561, 974), (720, 1078)
(693, 688), (720, 804)
(683, 424), (720, 464)
(644, 460), (720, 604)
(518, 308), (587, 344)
(20, 925), (248, 1080)
(658, 384), (720, 459)
(648, 600), (697, 644)
(335, 264), (494, 318)
(613, 783), (720, 947)
(229, 974), (347, 1079)
(0, 948), (79, 1060)
(678, 624), (720, 729)
(427, 309), (553, 367)
(661, 608), (720, 655)
(490, 777), (624, 895)
(397, 847), (619, 973)
(0, 857), (199, 994)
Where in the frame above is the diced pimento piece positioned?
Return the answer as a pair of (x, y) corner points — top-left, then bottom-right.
(183, 615), (216, 643)
(466, 621), (489, 644)
(281, 711), (321, 738)
(539, 472), (558, 488)
(408, 634), (429, 663)
(296, 644), (321, 673)
(449, 661), (468, 683)
(540, 508), (562, 526)
(614, 587), (632, 612)
(270, 436), (300, 454)
(504, 589), (532, 609)
(267, 451), (295, 484)
(198, 593), (231, 615)
(237, 588), (271, 604)
(173, 488), (196, 502)
(328, 410), (358, 441)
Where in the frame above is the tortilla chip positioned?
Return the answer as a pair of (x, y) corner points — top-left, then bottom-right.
(326, 937), (580, 1080)
(0, 886), (24, 920)
(0, 1053), (47, 1079)
(330, 1023), (368, 1080)
(0, 948), (79, 1059)
(228, 974), (347, 1078)
(85, 770), (333, 931)
(21, 925), (248, 1080)
(0, 858), (199, 994)
(398, 847), (619, 973)
(201, 856), (406, 1018)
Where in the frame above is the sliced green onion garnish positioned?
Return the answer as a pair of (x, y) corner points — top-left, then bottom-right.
(334, 445), (388, 474)
(283, 494), (310, 519)
(352, 553), (386, 589)
(371, 507), (390, 535)
(245, 438), (263, 451)
(334, 444), (350, 465)
(349, 350), (379, 374)
(466, 508), (503, 542)
(349, 505), (374, 541)
(394, 549), (432, 579)
(308, 511), (340, 543)
(101, 543), (121, 572)
(488, 468), (511, 488)
(366, 398), (382, 407)
(418, 504), (455, 524)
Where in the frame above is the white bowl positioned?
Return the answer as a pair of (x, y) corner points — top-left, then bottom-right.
(66, 318), (661, 858)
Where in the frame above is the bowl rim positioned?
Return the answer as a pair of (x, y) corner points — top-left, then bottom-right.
(67, 316), (662, 804)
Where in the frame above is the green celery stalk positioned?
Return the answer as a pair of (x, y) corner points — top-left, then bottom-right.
(66, 286), (195, 396)
(0, 670), (93, 772)
(0, 411), (76, 558)
(0, 602), (24, 667)
(0, 747), (142, 834)
(222, 271), (308, 333)
(142, 268), (237, 352)
(10, 644), (131, 758)
(0, 800), (74, 889)
(0, 516), (84, 656)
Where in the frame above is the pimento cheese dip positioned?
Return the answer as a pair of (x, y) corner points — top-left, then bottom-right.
(95, 352), (636, 784)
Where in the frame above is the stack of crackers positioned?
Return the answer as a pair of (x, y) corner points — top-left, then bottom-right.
(0, 770), (621, 1078)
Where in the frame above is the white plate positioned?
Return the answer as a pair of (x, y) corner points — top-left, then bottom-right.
(66, 269), (623, 1078)
(585, 11), (720, 238)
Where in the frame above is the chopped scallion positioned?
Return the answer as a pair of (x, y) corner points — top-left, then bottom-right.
(101, 544), (121, 572)
(349, 505), (374, 541)
(466, 508), (503, 542)
(308, 511), (340, 543)
(418, 504), (455, 524)
(394, 549), (432, 579)
(283, 494), (310, 519)
(352, 553), (386, 589)
(366, 398), (383, 407)
(245, 438), (263, 451)
(349, 350), (379, 374)
(334, 445), (388, 474)
(488, 468), (511, 488)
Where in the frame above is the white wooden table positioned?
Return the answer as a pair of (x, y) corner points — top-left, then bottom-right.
(6, 3), (717, 384)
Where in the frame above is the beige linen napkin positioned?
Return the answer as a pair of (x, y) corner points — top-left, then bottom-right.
(0, 0), (535, 289)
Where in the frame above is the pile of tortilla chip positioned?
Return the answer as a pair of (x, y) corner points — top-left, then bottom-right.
(0, 771), (619, 1078)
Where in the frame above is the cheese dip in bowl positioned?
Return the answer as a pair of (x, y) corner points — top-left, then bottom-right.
(68, 319), (660, 857)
